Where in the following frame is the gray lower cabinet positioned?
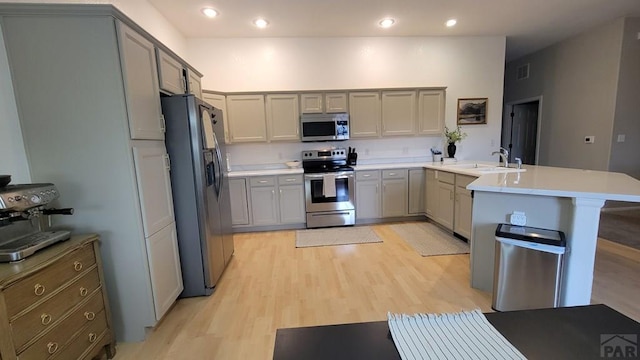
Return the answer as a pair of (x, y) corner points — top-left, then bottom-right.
(355, 170), (381, 219)
(408, 169), (425, 214)
(278, 176), (305, 224)
(425, 169), (437, 217)
(232, 174), (305, 228)
(382, 169), (408, 217)
(454, 174), (476, 239)
(229, 178), (250, 225)
(435, 171), (455, 230)
(250, 177), (279, 226)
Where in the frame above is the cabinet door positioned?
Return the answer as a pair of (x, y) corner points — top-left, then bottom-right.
(156, 49), (185, 94)
(349, 92), (381, 138)
(279, 185), (305, 224)
(145, 222), (183, 321)
(382, 178), (407, 218)
(187, 70), (202, 98)
(436, 181), (455, 230)
(356, 180), (381, 219)
(408, 169), (425, 214)
(202, 93), (231, 144)
(425, 169), (437, 217)
(226, 95), (267, 142)
(118, 22), (164, 140)
(250, 186), (278, 225)
(382, 91), (416, 136)
(229, 178), (250, 225)
(300, 93), (323, 113)
(418, 90), (445, 135)
(325, 93), (348, 113)
(266, 94), (300, 141)
(132, 141), (175, 237)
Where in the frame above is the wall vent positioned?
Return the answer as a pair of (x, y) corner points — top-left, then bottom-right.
(516, 63), (530, 80)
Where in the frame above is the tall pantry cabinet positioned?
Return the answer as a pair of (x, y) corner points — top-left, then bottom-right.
(0, 5), (183, 341)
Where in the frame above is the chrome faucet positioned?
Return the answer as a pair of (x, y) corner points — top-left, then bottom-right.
(491, 147), (509, 168)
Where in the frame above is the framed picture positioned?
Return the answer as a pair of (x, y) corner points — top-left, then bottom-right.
(457, 98), (488, 125)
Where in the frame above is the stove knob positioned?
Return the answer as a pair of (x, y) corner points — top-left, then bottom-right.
(30, 195), (42, 204)
(14, 195), (22, 201)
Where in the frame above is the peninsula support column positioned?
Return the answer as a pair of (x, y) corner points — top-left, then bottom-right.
(560, 197), (605, 306)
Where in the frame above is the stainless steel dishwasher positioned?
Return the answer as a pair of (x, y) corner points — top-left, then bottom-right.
(492, 224), (566, 312)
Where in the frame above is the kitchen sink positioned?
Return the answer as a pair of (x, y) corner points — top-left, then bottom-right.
(442, 163), (526, 174)
(443, 163), (496, 169)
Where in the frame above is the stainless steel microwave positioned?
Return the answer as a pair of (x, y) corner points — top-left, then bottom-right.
(300, 113), (349, 142)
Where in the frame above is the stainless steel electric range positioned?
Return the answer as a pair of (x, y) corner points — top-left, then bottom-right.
(302, 148), (355, 228)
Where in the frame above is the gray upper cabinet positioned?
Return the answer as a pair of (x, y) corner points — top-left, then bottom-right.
(226, 95), (267, 143)
(187, 70), (202, 98)
(266, 94), (300, 141)
(202, 93), (231, 144)
(325, 93), (348, 113)
(156, 48), (186, 94)
(117, 22), (164, 140)
(418, 90), (445, 135)
(349, 92), (381, 138)
(300, 92), (348, 113)
(381, 91), (416, 136)
(300, 93), (324, 113)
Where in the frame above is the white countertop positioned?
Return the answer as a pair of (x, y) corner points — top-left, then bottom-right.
(467, 165), (640, 202)
(228, 168), (303, 177)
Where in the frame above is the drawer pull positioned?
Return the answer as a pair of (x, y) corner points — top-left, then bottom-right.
(258, 180), (268, 183)
(84, 311), (96, 321)
(363, 174), (371, 178)
(41, 313), (52, 325)
(88, 333), (97, 343)
(34, 283), (46, 296)
(47, 342), (59, 354)
(285, 178), (295, 182)
(79, 287), (88, 297)
(389, 172), (396, 176)
(73, 261), (83, 271)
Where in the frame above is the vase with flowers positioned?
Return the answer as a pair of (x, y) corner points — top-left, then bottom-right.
(444, 126), (467, 158)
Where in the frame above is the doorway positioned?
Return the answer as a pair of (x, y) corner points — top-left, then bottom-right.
(502, 98), (541, 165)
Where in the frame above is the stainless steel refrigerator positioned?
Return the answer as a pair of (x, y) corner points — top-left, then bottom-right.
(161, 94), (234, 297)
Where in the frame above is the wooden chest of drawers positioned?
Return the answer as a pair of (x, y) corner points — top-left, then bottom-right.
(0, 234), (116, 360)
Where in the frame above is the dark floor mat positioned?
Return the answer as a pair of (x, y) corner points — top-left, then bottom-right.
(598, 210), (640, 250)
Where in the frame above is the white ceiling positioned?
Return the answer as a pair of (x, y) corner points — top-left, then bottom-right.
(148, 0), (640, 62)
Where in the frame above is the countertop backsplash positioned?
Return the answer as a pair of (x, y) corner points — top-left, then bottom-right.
(225, 136), (448, 171)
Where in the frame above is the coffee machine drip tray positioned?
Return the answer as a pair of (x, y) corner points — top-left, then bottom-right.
(0, 230), (71, 262)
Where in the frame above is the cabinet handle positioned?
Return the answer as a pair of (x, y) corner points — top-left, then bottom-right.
(88, 333), (97, 343)
(181, 77), (187, 93)
(285, 178), (295, 182)
(363, 174), (371, 178)
(279, 189), (282, 196)
(84, 311), (96, 321)
(450, 190), (453, 200)
(389, 172), (396, 176)
(41, 313), (52, 325)
(258, 180), (268, 184)
(376, 184), (379, 193)
(34, 283), (46, 296)
(73, 261), (83, 272)
(79, 287), (88, 297)
(160, 114), (166, 133)
(47, 342), (59, 354)
(164, 154), (171, 170)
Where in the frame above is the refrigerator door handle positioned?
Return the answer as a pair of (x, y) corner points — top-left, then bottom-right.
(213, 132), (223, 198)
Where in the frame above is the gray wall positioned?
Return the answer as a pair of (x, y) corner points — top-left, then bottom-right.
(504, 18), (625, 171)
(610, 18), (640, 180)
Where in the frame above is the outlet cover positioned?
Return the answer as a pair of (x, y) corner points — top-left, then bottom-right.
(584, 136), (595, 144)
(510, 211), (527, 226)
(617, 134), (626, 143)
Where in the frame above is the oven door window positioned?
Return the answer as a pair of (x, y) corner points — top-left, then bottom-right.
(302, 122), (335, 137)
(309, 178), (349, 203)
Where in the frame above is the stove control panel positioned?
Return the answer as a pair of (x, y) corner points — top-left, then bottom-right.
(302, 148), (347, 160)
(0, 184), (59, 211)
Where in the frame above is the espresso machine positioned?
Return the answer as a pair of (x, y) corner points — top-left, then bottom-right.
(0, 177), (74, 262)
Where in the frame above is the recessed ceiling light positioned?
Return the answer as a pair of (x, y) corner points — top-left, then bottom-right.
(379, 18), (395, 28)
(201, 8), (218, 18)
(446, 19), (457, 27)
(254, 18), (269, 28)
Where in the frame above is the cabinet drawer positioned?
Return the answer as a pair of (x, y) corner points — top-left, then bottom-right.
(278, 174), (303, 185)
(437, 171), (455, 185)
(20, 309), (107, 360)
(382, 169), (407, 179)
(456, 174), (477, 188)
(249, 176), (276, 187)
(11, 268), (102, 351)
(356, 170), (379, 181)
(5, 244), (96, 318)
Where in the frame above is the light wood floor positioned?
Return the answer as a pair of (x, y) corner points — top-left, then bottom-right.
(114, 222), (640, 360)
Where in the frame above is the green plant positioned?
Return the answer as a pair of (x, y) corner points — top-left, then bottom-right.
(444, 126), (467, 144)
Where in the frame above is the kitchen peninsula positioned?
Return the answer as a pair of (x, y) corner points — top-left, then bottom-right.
(467, 165), (640, 306)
